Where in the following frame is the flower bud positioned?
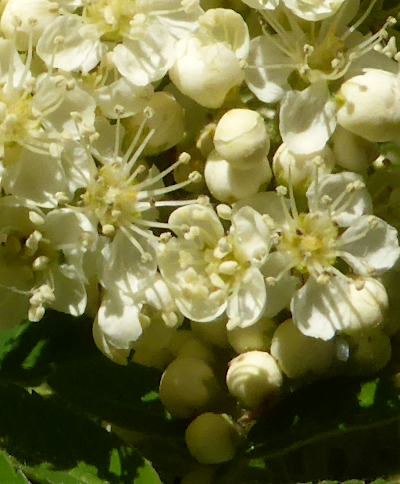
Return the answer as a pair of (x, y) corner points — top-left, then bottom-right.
(226, 351), (282, 408)
(169, 330), (215, 364)
(169, 37), (244, 109)
(185, 413), (239, 464)
(131, 319), (175, 370)
(125, 92), (184, 155)
(270, 319), (335, 379)
(214, 109), (270, 169)
(191, 315), (230, 348)
(160, 357), (221, 418)
(180, 466), (215, 484)
(205, 150), (271, 203)
(228, 316), (276, 353)
(337, 69), (400, 142)
(348, 328), (391, 375)
(342, 278), (388, 334)
(331, 126), (379, 172)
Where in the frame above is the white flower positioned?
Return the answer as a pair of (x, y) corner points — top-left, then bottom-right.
(238, 171), (400, 339)
(158, 203), (271, 329)
(36, 0), (201, 83)
(0, 196), (96, 325)
(244, 4), (396, 102)
(1, 0), (60, 50)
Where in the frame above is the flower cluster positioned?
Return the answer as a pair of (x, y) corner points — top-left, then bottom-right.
(1, 0), (400, 469)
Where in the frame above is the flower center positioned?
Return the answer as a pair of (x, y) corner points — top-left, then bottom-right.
(0, 90), (39, 149)
(279, 212), (338, 273)
(82, 163), (139, 230)
(85, 0), (138, 41)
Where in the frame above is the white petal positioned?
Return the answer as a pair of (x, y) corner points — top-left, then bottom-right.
(2, 148), (68, 208)
(0, 38), (26, 87)
(283, 0), (346, 21)
(307, 172), (372, 226)
(169, 204), (224, 248)
(338, 216), (400, 275)
(100, 230), (157, 295)
(291, 276), (350, 340)
(95, 78), (153, 119)
(280, 81), (336, 155)
(61, 140), (97, 192)
(35, 77), (96, 137)
(245, 35), (293, 103)
(198, 8), (249, 60)
(227, 267), (266, 329)
(43, 208), (96, 252)
(112, 23), (175, 85)
(231, 206), (271, 265)
(233, 191), (290, 230)
(50, 265), (87, 316)
(136, 0), (203, 39)
(92, 317), (130, 365)
(96, 290), (143, 349)
(37, 16), (104, 72)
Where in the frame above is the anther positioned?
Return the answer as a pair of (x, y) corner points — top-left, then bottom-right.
(276, 185), (287, 196)
(217, 204), (232, 220)
(29, 211), (45, 226)
(102, 224), (115, 236)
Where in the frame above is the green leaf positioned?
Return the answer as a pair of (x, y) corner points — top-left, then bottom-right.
(0, 381), (161, 484)
(232, 374), (400, 483)
(0, 450), (29, 483)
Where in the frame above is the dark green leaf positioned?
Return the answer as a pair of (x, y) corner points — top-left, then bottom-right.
(0, 450), (30, 483)
(0, 381), (161, 484)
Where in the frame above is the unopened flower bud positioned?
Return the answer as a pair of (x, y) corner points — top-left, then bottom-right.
(214, 109), (270, 169)
(226, 351), (282, 408)
(337, 69), (400, 142)
(205, 150), (271, 203)
(347, 328), (391, 375)
(270, 319), (335, 379)
(228, 317), (276, 354)
(331, 126), (379, 172)
(160, 357), (221, 418)
(185, 413), (239, 464)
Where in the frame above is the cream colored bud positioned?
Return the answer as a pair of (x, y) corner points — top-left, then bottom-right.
(169, 330), (215, 363)
(169, 37), (244, 109)
(180, 466), (215, 484)
(348, 328), (391, 375)
(214, 109), (270, 169)
(205, 150), (271, 203)
(228, 317), (276, 354)
(126, 92), (185, 155)
(331, 126), (379, 172)
(342, 278), (388, 334)
(160, 357), (220, 418)
(132, 319), (175, 370)
(185, 413), (239, 464)
(270, 319), (335, 379)
(337, 69), (400, 142)
(226, 351), (282, 408)
(191, 315), (230, 348)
